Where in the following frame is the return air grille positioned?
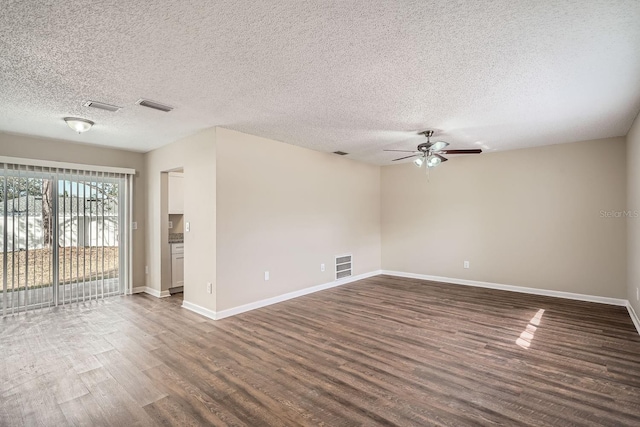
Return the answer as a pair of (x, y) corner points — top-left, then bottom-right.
(83, 100), (121, 112)
(336, 254), (352, 279)
(136, 98), (174, 112)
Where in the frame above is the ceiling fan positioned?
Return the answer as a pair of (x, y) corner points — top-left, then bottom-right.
(384, 130), (482, 168)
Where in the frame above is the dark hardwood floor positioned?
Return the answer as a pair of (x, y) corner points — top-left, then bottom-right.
(1, 275), (640, 426)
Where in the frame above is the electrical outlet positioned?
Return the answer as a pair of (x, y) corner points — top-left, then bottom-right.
(145, 266), (149, 274)
(131, 222), (138, 230)
(185, 222), (190, 232)
(168, 221), (173, 229)
(464, 261), (470, 269)
(321, 263), (325, 272)
(264, 271), (270, 281)
(207, 282), (212, 294)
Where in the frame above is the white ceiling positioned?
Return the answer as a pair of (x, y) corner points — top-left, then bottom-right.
(1, 1), (639, 164)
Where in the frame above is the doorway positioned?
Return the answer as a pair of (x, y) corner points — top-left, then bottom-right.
(162, 169), (184, 298)
(0, 162), (132, 315)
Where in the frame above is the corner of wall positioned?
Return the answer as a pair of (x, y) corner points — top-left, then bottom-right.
(627, 109), (640, 318)
(214, 128), (382, 312)
(143, 127), (217, 311)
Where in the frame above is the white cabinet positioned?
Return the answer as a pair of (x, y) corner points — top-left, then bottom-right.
(171, 243), (184, 288)
(168, 172), (184, 214)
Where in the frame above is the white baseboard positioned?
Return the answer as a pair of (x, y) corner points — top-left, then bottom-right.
(381, 270), (628, 306)
(181, 270), (382, 321)
(180, 270), (638, 338)
(215, 270), (382, 320)
(182, 300), (217, 320)
(132, 286), (170, 298)
(627, 303), (640, 336)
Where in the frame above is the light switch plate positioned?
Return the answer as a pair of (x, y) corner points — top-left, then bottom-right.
(131, 222), (138, 230)
(264, 271), (269, 281)
(185, 222), (190, 232)
(168, 221), (173, 229)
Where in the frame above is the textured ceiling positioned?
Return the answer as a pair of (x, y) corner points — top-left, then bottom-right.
(1, 1), (639, 164)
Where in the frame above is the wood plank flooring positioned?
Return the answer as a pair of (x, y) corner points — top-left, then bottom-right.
(1, 274), (640, 426)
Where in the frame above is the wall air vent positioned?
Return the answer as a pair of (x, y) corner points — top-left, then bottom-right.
(335, 254), (352, 280)
(83, 100), (121, 112)
(136, 99), (174, 112)
(333, 151), (349, 156)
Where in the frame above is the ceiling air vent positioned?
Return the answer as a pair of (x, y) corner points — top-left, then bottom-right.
(333, 151), (349, 156)
(83, 100), (121, 112)
(336, 254), (352, 280)
(136, 99), (174, 112)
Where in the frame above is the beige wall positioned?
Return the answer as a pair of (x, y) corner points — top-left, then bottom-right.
(215, 128), (381, 311)
(381, 137), (627, 299)
(4, 125), (634, 317)
(0, 132), (146, 287)
(628, 112), (640, 315)
(145, 129), (216, 310)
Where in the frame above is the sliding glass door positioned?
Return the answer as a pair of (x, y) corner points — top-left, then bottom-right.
(0, 164), (131, 315)
(57, 173), (124, 304)
(1, 172), (55, 312)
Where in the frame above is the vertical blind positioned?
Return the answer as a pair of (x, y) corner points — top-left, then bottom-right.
(0, 158), (134, 315)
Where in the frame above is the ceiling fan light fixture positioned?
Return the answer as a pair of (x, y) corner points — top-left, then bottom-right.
(64, 117), (94, 133)
(427, 155), (441, 168)
(384, 129), (483, 168)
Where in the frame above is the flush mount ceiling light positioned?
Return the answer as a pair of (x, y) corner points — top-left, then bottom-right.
(64, 117), (94, 133)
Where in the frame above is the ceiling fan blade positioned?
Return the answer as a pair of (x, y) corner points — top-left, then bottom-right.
(434, 154), (448, 162)
(383, 149), (419, 153)
(392, 154), (420, 161)
(430, 141), (449, 152)
(440, 149), (482, 154)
